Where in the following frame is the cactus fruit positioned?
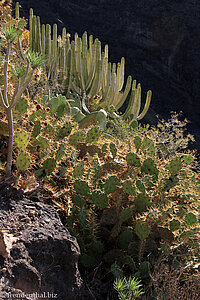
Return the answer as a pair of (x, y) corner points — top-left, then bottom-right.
(14, 130), (29, 151)
(134, 193), (151, 213)
(43, 158), (56, 172)
(120, 206), (134, 223)
(68, 131), (86, 146)
(15, 97), (28, 114)
(73, 161), (84, 178)
(36, 136), (49, 149)
(122, 180), (136, 196)
(134, 136), (141, 150)
(86, 126), (101, 143)
(57, 122), (72, 138)
(110, 142), (117, 159)
(167, 157), (182, 175)
(71, 194), (86, 208)
(74, 179), (91, 197)
(164, 175), (179, 191)
(118, 229), (133, 250)
(91, 191), (109, 208)
(135, 222), (151, 240)
(170, 219), (181, 232)
(104, 175), (120, 195)
(55, 144), (65, 161)
(126, 152), (141, 167)
(32, 120), (41, 138)
(185, 213), (197, 226)
(141, 158), (159, 180)
(16, 152), (31, 171)
(136, 180), (146, 193)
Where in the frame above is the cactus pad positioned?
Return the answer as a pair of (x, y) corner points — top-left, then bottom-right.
(120, 206), (134, 223)
(122, 180), (136, 196)
(104, 175), (120, 195)
(32, 120), (41, 138)
(185, 213), (197, 225)
(88, 241), (104, 256)
(141, 158), (159, 179)
(91, 191), (109, 208)
(134, 136), (141, 150)
(73, 161), (84, 178)
(14, 130), (29, 151)
(74, 179), (91, 197)
(57, 122), (72, 138)
(134, 193), (151, 213)
(164, 175), (179, 191)
(181, 154), (194, 166)
(102, 143), (108, 154)
(135, 222), (150, 240)
(68, 131), (86, 146)
(43, 158), (56, 172)
(110, 142), (117, 159)
(86, 126), (101, 143)
(71, 194), (86, 208)
(170, 219), (181, 232)
(118, 229), (133, 250)
(36, 136), (49, 149)
(136, 180), (146, 193)
(15, 97), (28, 114)
(80, 254), (97, 268)
(126, 152), (141, 167)
(167, 157), (182, 175)
(16, 152), (31, 171)
(45, 124), (55, 136)
(55, 144), (65, 161)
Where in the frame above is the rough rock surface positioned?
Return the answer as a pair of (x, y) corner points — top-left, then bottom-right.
(0, 183), (82, 300)
(12, 0), (200, 151)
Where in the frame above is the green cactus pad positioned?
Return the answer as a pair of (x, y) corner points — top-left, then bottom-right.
(142, 175), (153, 190)
(134, 193), (151, 213)
(118, 229), (133, 250)
(32, 120), (41, 138)
(110, 142), (117, 159)
(45, 124), (55, 136)
(92, 159), (102, 183)
(142, 137), (155, 152)
(36, 136), (49, 149)
(73, 161), (84, 178)
(86, 126), (101, 143)
(57, 101), (71, 117)
(120, 206), (134, 223)
(15, 97), (28, 114)
(74, 179), (91, 197)
(88, 241), (104, 256)
(91, 191), (109, 208)
(55, 144), (65, 161)
(185, 213), (197, 225)
(57, 122), (72, 138)
(71, 194), (86, 208)
(157, 142), (169, 155)
(110, 263), (123, 278)
(68, 131), (86, 146)
(80, 254), (97, 268)
(136, 180), (146, 193)
(181, 154), (194, 165)
(130, 120), (138, 129)
(135, 222), (151, 240)
(14, 130), (29, 151)
(164, 175), (179, 191)
(126, 152), (141, 167)
(102, 143), (108, 154)
(134, 136), (141, 150)
(16, 152), (31, 171)
(104, 175), (120, 194)
(43, 158), (56, 172)
(170, 219), (181, 232)
(122, 180), (136, 196)
(141, 158), (159, 179)
(167, 157), (182, 175)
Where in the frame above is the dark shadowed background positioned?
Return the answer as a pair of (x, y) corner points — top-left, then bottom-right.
(12, 0), (200, 150)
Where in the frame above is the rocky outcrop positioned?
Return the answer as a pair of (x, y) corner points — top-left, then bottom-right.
(0, 183), (82, 300)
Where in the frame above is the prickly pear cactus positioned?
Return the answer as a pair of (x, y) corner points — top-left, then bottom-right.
(32, 120), (41, 138)
(170, 219), (181, 232)
(102, 143), (108, 155)
(92, 159), (102, 184)
(68, 131), (86, 146)
(55, 144), (65, 161)
(86, 126), (101, 143)
(134, 193), (151, 213)
(135, 222), (151, 240)
(43, 158), (56, 173)
(71, 194), (86, 208)
(142, 137), (155, 157)
(36, 136), (49, 149)
(134, 136), (141, 150)
(167, 157), (182, 175)
(185, 213), (197, 225)
(181, 154), (194, 166)
(110, 142), (117, 159)
(126, 152), (141, 167)
(141, 158), (159, 180)
(122, 180), (136, 196)
(118, 229), (133, 250)
(74, 179), (91, 197)
(15, 97), (28, 114)
(120, 206), (134, 223)
(57, 122), (72, 138)
(136, 180), (145, 193)
(73, 161), (84, 178)
(164, 175), (179, 191)
(44, 124), (55, 136)
(104, 175), (120, 195)
(91, 191), (109, 208)
(142, 175), (153, 190)
(14, 130), (29, 151)
(16, 152), (31, 171)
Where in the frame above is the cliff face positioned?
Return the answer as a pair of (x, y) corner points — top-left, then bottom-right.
(12, 0), (200, 148)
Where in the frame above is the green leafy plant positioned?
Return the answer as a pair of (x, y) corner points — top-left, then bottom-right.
(113, 276), (143, 300)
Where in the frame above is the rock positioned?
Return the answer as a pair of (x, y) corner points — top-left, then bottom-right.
(0, 183), (82, 299)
